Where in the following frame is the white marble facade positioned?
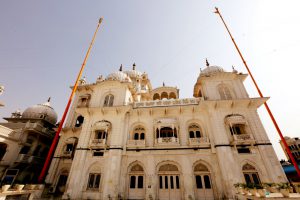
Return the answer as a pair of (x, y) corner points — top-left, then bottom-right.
(46, 63), (287, 200)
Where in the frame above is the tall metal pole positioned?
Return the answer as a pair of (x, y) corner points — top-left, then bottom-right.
(214, 7), (300, 178)
(38, 18), (104, 183)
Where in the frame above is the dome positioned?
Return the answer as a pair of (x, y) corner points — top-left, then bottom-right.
(22, 101), (58, 124)
(106, 71), (132, 82)
(201, 65), (225, 76)
(124, 70), (143, 79)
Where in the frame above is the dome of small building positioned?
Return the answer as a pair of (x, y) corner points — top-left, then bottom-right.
(124, 63), (144, 79)
(201, 65), (225, 76)
(106, 71), (132, 82)
(22, 100), (58, 124)
(124, 70), (143, 79)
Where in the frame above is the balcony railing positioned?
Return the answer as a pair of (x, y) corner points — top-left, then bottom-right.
(24, 122), (55, 137)
(89, 139), (106, 147)
(232, 134), (255, 144)
(156, 137), (179, 146)
(133, 98), (200, 108)
(189, 137), (210, 146)
(127, 140), (146, 148)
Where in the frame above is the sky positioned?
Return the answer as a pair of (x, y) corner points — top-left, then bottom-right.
(0, 0), (300, 160)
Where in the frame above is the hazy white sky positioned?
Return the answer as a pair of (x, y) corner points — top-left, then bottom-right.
(0, 0), (299, 160)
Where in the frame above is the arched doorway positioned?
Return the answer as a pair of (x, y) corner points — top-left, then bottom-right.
(158, 164), (181, 200)
(128, 163), (145, 199)
(194, 163), (214, 200)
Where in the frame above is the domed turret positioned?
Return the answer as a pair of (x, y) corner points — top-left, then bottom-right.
(106, 65), (132, 82)
(200, 59), (225, 76)
(22, 98), (58, 124)
(124, 63), (143, 79)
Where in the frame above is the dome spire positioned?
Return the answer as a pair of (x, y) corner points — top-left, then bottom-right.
(47, 97), (51, 102)
(163, 82), (165, 87)
(119, 64), (123, 71)
(133, 63), (136, 70)
(206, 58), (210, 67)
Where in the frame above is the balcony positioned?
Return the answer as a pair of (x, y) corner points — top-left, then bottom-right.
(156, 137), (179, 146)
(24, 122), (55, 137)
(232, 134), (255, 145)
(89, 139), (106, 148)
(189, 137), (210, 147)
(127, 140), (146, 148)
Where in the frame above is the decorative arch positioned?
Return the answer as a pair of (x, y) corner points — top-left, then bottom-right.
(156, 160), (182, 173)
(193, 161), (214, 199)
(127, 160), (147, 174)
(127, 161), (146, 196)
(217, 83), (233, 100)
(86, 161), (103, 190)
(131, 125), (146, 140)
(62, 137), (78, 156)
(156, 161), (182, 196)
(241, 161), (261, 185)
(169, 92), (176, 99)
(161, 92), (168, 100)
(103, 93), (114, 107)
(92, 120), (112, 141)
(153, 93), (160, 100)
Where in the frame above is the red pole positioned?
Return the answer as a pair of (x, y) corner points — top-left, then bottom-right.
(214, 7), (300, 178)
(38, 18), (103, 183)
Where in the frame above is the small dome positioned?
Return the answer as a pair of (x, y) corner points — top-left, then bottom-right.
(201, 65), (225, 76)
(106, 71), (132, 82)
(22, 101), (58, 124)
(124, 70), (143, 79)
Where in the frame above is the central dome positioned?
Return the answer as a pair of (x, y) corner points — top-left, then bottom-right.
(22, 101), (58, 124)
(106, 71), (132, 82)
(201, 65), (225, 76)
(124, 69), (143, 79)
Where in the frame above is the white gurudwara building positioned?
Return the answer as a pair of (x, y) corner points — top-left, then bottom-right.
(46, 62), (287, 200)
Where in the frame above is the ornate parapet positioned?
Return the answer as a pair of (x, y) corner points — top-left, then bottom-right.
(133, 98), (201, 108)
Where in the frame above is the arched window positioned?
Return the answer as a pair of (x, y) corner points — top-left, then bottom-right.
(75, 115), (84, 127)
(242, 163), (261, 185)
(153, 93), (160, 100)
(194, 163), (213, 199)
(63, 137), (78, 157)
(218, 84), (232, 100)
(103, 94), (114, 107)
(169, 92), (176, 99)
(78, 94), (91, 107)
(158, 164), (180, 192)
(188, 124), (202, 138)
(92, 120), (111, 145)
(128, 164), (145, 199)
(132, 126), (146, 140)
(161, 92), (168, 100)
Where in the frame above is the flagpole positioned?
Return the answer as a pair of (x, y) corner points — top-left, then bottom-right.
(214, 7), (300, 178)
(38, 18), (104, 183)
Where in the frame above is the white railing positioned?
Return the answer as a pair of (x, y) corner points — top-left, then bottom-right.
(156, 137), (179, 145)
(90, 139), (106, 147)
(233, 134), (253, 141)
(189, 137), (210, 146)
(133, 98), (200, 108)
(127, 140), (146, 147)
